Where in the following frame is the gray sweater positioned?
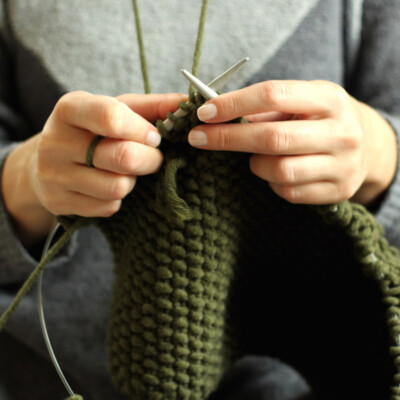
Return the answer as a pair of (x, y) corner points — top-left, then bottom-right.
(1, 1), (400, 399)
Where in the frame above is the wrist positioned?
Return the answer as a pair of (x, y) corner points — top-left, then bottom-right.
(1, 135), (55, 247)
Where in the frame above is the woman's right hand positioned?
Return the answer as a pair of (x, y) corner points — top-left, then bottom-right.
(1, 91), (185, 246)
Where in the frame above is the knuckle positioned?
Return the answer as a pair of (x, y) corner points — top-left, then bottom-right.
(54, 91), (87, 120)
(250, 125), (271, 154)
(226, 95), (239, 117)
(279, 185), (299, 204)
(35, 157), (57, 186)
(266, 124), (292, 154)
(259, 81), (288, 107)
(102, 200), (122, 217)
(113, 142), (137, 172)
(215, 126), (233, 150)
(343, 126), (363, 150)
(101, 101), (123, 135)
(54, 94), (73, 120)
(107, 177), (132, 200)
(36, 129), (54, 153)
(218, 95), (240, 119)
(345, 156), (361, 179)
(36, 157), (67, 190)
(274, 158), (295, 184)
(157, 96), (166, 119)
(332, 84), (349, 106)
(325, 82), (350, 110)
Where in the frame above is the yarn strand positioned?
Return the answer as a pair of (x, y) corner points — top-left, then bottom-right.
(189, 0), (210, 96)
(132, 0), (151, 94)
(0, 228), (74, 331)
(132, 0), (210, 96)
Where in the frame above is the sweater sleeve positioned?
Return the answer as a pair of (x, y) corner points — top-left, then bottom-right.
(347, 0), (400, 249)
(0, 9), (78, 285)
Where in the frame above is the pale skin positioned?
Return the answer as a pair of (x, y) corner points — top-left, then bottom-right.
(1, 91), (186, 247)
(1, 80), (398, 248)
(189, 80), (398, 206)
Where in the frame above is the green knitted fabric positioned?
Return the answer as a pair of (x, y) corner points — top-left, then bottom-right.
(56, 93), (400, 399)
(2, 91), (400, 399)
(1, 4), (400, 397)
(60, 94), (241, 399)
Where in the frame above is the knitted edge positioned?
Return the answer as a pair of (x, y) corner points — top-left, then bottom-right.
(316, 202), (400, 399)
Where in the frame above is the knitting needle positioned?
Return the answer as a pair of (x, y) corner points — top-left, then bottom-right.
(181, 69), (250, 126)
(207, 57), (249, 92)
(180, 69), (219, 100)
(162, 57), (249, 131)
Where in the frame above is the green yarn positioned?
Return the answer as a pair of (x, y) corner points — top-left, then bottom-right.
(86, 135), (103, 168)
(3, 93), (400, 399)
(132, 0), (210, 96)
(100, 94), (239, 399)
(189, 0), (210, 96)
(0, 227), (75, 331)
(2, 1), (400, 399)
(132, 0), (151, 94)
(57, 95), (400, 399)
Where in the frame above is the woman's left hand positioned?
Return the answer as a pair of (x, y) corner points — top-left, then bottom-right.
(188, 80), (397, 206)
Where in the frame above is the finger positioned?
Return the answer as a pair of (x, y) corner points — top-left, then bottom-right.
(197, 80), (345, 123)
(56, 126), (163, 175)
(55, 91), (160, 145)
(188, 119), (336, 154)
(60, 191), (122, 217)
(245, 111), (293, 123)
(117, 93), (188, 121)
(269, 181), (341, 205)
(90, 137), (164, 175)
(64, 163), (136, 201)
(249, 154), (339, 186)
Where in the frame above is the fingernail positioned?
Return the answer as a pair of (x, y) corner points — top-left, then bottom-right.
(197, 103), (217, 121)
(146, 130), (162, 147)
(188, 130), (208, 146)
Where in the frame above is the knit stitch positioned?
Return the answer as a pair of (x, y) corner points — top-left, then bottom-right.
(2, 2), (400, 397)
(1, 90), (400, 399)
(59, 93), (242, 399)
(56, 93), (400, 399)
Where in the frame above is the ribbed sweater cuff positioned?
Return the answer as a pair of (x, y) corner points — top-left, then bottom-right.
(0, 143), (79, 284)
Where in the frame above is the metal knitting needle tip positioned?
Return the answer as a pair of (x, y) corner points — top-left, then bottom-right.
(207, 57), (249, 92)
(163, 58), (250, 131)
(181, 69), (219, 100)
(162, 70), (219, 131)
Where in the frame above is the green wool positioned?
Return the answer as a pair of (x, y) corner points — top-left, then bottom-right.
(2, 0), (400, 399)
(2, 91), (400, 400)
(59, 94), (400, 399)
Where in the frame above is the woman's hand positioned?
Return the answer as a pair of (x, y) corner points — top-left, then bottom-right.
(188, 80), (397, 206)
(1, 91), (185, 246)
